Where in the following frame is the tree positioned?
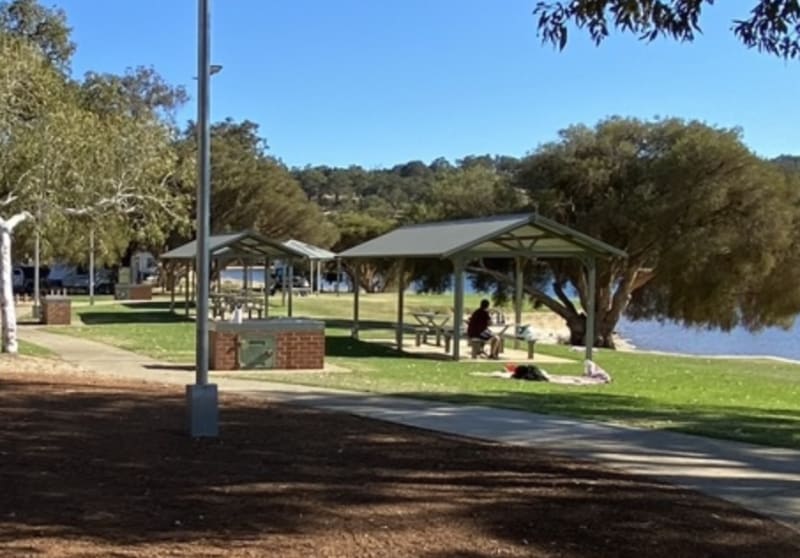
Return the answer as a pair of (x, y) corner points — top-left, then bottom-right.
(0, 32), (189, 352)
(409, 164), (526, 223)
(0, 0), (74, 70)
(508, 117), (800, 347)
(190, 119), (338, 247)
(534, 0), (800, 58)
(80, 66), (189, 125)
(0, 33), (71, 352)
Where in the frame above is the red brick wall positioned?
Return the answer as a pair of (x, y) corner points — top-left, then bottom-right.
(210, 330), (238, 371)
(209, 328), (324, 371)
(129, 285), (152, 300)
(41, 299), (71, 325)
(275, 331), (324, 370)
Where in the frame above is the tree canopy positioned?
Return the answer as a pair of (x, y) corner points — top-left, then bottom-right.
(511, 117), (800, 346)
(534, 0), (800, 58)
(0, 0), (74, 70)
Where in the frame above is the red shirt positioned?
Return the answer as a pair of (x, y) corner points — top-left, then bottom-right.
(467, 308), (491, 338)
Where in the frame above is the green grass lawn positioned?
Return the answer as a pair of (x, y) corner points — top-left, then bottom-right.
(43, 297), (800, 449)
(19, 339), (57, 358)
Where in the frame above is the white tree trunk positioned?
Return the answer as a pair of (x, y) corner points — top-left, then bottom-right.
(0, 213), (32, 354)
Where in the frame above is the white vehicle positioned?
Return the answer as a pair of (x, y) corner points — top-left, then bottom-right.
(131, 251), (158, 283)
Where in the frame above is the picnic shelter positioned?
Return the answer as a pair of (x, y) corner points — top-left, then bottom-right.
(338, 213), (627, 361)
(160, 230), (307, 318)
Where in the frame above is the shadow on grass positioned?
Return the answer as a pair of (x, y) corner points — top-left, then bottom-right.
(323, 318), (402, 331)
(1, 375), (798, 556)
(76, 301), (194, 325)
(325, 335), (451, 361)
(402, 389), (800, 450)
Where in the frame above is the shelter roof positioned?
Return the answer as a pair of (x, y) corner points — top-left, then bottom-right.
(283, 239), (337, 260)
(160, 231), (306, 261)
(338, 213), (626, 260)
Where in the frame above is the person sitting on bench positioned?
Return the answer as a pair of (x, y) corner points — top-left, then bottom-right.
(467, 299), (501, 359)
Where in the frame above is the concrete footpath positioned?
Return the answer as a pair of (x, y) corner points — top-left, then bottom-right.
(18, 327), (800, 532)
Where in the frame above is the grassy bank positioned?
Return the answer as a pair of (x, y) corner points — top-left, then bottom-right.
(44, 297), (800, 449)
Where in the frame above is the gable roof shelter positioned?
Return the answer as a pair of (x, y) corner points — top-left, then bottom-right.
(283, 239), (337, 295)
(338, 213), (627, 361)
(160, 231), (307, 318)
(161, 230), (306, 262)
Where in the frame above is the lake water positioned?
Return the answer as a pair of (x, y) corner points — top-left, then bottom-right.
(222, 269), (800, 360)
(616, 318), (800, 361)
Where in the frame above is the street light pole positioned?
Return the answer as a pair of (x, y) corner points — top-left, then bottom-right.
(187, 0), (218, 437)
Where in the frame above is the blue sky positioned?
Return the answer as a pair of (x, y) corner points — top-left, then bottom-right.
(55, 0), (799, 169)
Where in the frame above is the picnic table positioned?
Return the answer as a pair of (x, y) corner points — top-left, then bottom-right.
(410, 311), (451, 346)
(210, 292), (267, 320)
(441, 323), (537, 359)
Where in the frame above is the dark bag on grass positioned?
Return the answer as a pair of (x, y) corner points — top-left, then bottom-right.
(512, 365), (548, 382)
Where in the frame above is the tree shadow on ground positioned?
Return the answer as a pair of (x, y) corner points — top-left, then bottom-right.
(323, 318), (402, 331)
(1, 374), (798, 557)
(76, 302), (194, 325)
(325, 335), (449, 360)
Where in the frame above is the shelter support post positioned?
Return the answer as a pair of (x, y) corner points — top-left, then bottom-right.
(243, 261), (249, 293)
(184, 263), (190, 316)
(396, 258), (405, 351)
(287, 261), (294, 317)
(169, 266), (176, 312)
(452, 257), (465, 361)
(336, 258), (341, 296)
(263, 257), (270, 317)
(585, 256), (596, 362)
(316, 259), (322, 294)
(281, 266), (287, 307)
(89, 227), (95, 306)
(352, 264), (360, 339)
(514, 256), (523, 350)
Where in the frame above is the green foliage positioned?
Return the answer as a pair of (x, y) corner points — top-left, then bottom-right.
(515, 117), (800, 344)
(80, 66), (188, 124)
(181, 119), (338, 248)
(0, 0), (74, 70)
(1, 12), (192, 267)
(409, 164), (527, 222)
(534, 0), (800, 59)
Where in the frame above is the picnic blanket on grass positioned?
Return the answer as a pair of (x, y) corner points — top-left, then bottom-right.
(470, 360), (612, 385)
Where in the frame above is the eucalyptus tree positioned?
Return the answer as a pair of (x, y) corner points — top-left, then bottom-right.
(534, 0), (800, 58)
(0, 33), (189, 351)
(0, 33), (70, 351)
(0, 0), (74, 71)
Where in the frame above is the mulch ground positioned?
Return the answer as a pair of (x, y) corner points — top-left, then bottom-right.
(1, 359), (799, 558)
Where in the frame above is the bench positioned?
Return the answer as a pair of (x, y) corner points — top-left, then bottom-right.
(469, 338), (487, 358)
(500, 333), (537, 359)
(442, 331), (488, 358)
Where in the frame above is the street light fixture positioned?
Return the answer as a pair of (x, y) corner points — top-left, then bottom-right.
(186, 0), (218, 438)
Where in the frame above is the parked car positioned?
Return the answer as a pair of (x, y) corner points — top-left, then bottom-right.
(12, 266), (50, 295)
(61, 269), (115, 294)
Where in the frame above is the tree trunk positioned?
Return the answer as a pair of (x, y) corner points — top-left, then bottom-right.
(0, 213), (30, 354)
(563, 307), (622, 349)
(0, 228), (17, 353)
(466, 259), (650, 351)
